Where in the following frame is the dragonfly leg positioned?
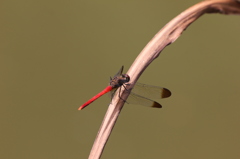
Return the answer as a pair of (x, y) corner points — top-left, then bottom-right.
(122, 83), (133, 91)
(117, 86), (129, 103)
(109, 88), (127, 104)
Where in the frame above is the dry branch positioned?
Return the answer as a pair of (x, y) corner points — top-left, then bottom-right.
(88, 0), (240, 158)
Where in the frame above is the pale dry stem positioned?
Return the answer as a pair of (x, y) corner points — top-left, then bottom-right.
(88, 0), (240, 158)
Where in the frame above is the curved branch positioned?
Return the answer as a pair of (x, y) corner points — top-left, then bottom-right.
(88, 0), (240, 158)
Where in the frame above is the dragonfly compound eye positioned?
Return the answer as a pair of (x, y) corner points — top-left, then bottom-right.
(122, 74), (130, 82)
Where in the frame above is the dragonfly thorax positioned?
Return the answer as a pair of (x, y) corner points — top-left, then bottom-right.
(110, 74), (130, 88)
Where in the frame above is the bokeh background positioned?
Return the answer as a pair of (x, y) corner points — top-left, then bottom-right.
(1, 0), (240, 159)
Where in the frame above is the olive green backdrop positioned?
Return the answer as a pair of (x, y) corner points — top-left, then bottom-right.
(1, 0), (240, 159)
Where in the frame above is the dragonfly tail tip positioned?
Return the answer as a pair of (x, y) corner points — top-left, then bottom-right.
(78, 106), (83, 110)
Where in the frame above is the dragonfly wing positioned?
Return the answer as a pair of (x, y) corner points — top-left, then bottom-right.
(132, 83), (171, 100)
(113, 66), (124, 77)
(127, 92), (162, 108)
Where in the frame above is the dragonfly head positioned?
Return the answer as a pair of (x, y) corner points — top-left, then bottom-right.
(110, 74), (130, 88)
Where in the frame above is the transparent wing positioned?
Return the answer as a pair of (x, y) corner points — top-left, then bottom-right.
(109, 82), (170, 108)
(132, 83), (171, 100)
(113, 66), (124, 78)
(126, 92), (162, 108)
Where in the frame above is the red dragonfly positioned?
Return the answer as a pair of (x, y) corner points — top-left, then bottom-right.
(78, 66), (171, 110)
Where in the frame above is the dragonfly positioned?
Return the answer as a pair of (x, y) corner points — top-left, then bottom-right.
(78, 66), (171, 110)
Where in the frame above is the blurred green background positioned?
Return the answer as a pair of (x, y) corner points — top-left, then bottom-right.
(1, 0), (240, 159)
